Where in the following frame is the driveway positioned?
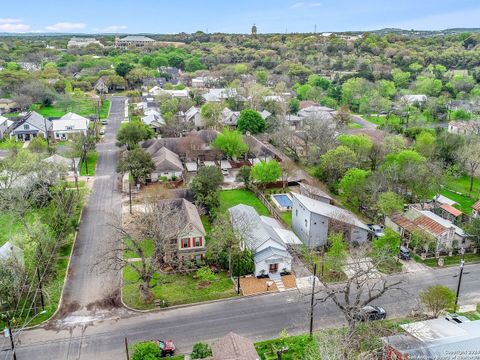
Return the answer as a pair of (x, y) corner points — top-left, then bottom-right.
(350, 114), (377, 129)
(58, 97), (126, 318)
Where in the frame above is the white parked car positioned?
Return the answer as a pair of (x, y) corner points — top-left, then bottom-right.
(367, 224), (385, 237)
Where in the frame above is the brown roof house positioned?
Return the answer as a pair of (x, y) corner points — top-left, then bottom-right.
(205, 332), (260, 360)
(149, 147), (184, 181)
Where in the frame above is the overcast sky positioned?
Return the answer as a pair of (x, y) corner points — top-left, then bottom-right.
(1, 0), (479, 34)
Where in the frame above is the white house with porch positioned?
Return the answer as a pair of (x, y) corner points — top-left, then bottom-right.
(52, 112), (89, 140)
(228, 204), (298, 277)
(10, 112), (52, 142)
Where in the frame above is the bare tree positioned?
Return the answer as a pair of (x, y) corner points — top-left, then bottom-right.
(100, 199), (186, 302)
(313, 246), (403, 355)
(272, 127), (303, 163)
(457, 140), (480, 193)
(301, 115), (339, 164)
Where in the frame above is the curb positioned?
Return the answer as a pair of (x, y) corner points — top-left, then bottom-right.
(120, 280), (299, 313)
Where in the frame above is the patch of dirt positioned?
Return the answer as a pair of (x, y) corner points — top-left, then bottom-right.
(86, 290), (121, 311)
(196, 280), (212, 289)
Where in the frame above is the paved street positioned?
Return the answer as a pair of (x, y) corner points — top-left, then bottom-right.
(58, 97), (125, 316)
(11, 263), (480, 359)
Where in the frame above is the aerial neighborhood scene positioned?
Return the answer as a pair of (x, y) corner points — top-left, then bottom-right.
(1, 0), (480, 359)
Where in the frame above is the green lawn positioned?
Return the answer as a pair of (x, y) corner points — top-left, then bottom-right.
(299, 247), (348, 283)
(445, 175), (480, 199)
(420, 253), (480, 267)
(364, 115), (402, 127)
(31, 99), (110, 119)
(79, 151), (98, 176)
(201, 215), (212, 233)
(123, 268), (237, 310)
(124, 239), (154, 258)
(218, 189), (269, 216)
(347, 121), (363, 129)
(280, 211), (292, 228)
(0, 138), (21, 150)
(255, 334), (318, 360)
(377, 258), (403, 274)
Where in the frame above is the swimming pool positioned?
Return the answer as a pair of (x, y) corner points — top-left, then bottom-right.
(272, 194), (293, 209)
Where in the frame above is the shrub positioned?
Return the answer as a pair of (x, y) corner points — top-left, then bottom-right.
(191, 342), (212, 359)
(171, 175), (177, 181)
(132, 341), (160, 360)
(196, 266), (216, 282)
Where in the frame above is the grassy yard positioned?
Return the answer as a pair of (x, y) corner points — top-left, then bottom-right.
(31, 99), (110, 119)
(420, 252), (480, 267)
(347, 121), (363, 129)
(377, 258), (403, 274)
(123, 268), (237, 310)
(255, 334), (318, 360)
(299, 247), (348, 283)
(79, 151), (98, 176)
(444, 174), (480, 200)
(280, 211), (292, 228)
(218, 189), (269, 216)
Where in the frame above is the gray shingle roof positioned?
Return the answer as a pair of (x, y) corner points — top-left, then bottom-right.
(291, 192), (369, 231)
(254, 246), (292, 263)
(159, 198), (205, 236)
(151, 147), (183, 172)
(13, 111), (52, 133)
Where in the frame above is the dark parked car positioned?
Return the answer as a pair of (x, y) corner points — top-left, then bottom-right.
(354, 306), (387, 322)
(399, 246), (410, 260)
(156, 340), (176, 357)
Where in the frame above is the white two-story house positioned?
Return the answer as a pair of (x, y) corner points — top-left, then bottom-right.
(291, 192), (370, 248)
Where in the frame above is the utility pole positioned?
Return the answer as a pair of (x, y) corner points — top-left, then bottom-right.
(36, 268), (45, 312)
(237, 255), (241, 295)
(309, 263), (317, 338)
(3, 313), (17, 360)
(454, 249), (465, 309)
(129, 173), (133, 215)
(72, 157), (79, 195)
(125, 337), (130, 360)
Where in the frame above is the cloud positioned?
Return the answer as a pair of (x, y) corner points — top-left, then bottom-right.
(102, 25), (127, 32)
(45, 22), (86, 32)
(0, 18), (23, 24)
(291, 2), (321, 9)
(0, 21), (30, 32)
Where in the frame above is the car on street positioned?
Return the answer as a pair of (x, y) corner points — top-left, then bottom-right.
(156, 340), (176, 357)
(354, 305), (387, 322)
(101, 119), (108, 125)
(99, 126), (106, 135)
(221, 168), (229, 176)
(367, 224), (385, 237)
(399, 246), (410, 260)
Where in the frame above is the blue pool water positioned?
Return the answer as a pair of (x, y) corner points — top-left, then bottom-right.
(273, 194), (293, 208)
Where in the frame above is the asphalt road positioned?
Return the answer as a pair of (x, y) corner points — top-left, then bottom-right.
(59, 97), (125, 314)
(10, 263), (480, 360)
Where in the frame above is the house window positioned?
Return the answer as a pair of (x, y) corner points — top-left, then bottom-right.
(195, 254), (202, 262)
(24, 124), (29, 130)
(194, 237), (202, 247)
(305, 219), (308, 228)
(181, 238), (189, 248)
(295, 209), (298, 217)
(66, 126), (74, 130)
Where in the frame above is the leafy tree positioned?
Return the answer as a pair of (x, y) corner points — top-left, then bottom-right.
(315, 146), (358, 186)
(288, 98), (300, 114)
(117, 148), (155, 184)
(256, 70), (268, 85)
(376, 192), (404, 218)
(414, 76), (442, 96)
(211, 129), (248, 160)
(29, 136), (48, 153)
(191, 342), (213, 359)
(235, 165), (251, 186)
(250, 160), (282, 188)
(326, 233), (347, 272)
(420, 285), (456, 317)
(307, 74), (331, 90)
(191, 166), (223, 214)
(372, 228), (401, 257)
(237, 109), (266, 134)
(200, 102), (223, 128)
(185, 57), (205, 72)
(115, 62), (133, 77)
(415, 131), (436, 159)
(338, 168), (370, 207)
(435, 132), (464, 166)
(337, 134), (373, 163)
(465, 218), (480, 248)
(391, 69), (411, 88)
(376, 80), (396, 98)
(131, 342), (160, 360)
(116, 121), (155, 150)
